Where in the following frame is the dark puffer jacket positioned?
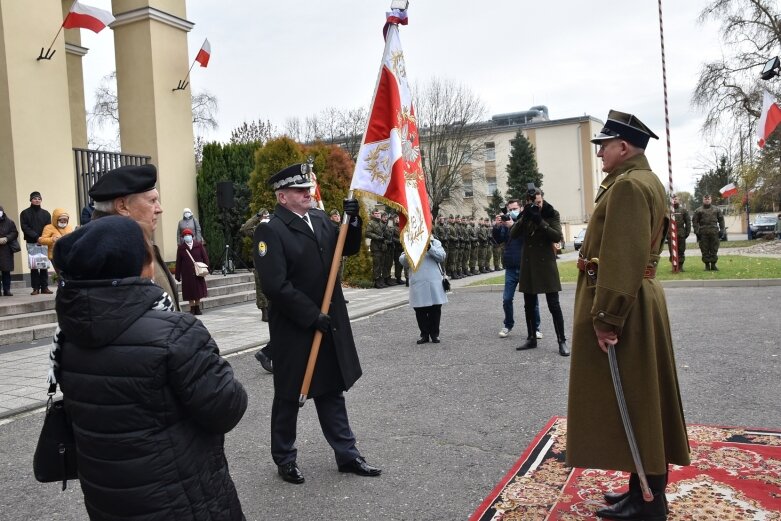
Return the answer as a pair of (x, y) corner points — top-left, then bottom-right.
(56, 277), (247, 521)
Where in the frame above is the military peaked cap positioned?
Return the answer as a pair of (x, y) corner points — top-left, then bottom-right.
(267, 163), (314, 190)
(89, 164), (157, 202)
(591, 109), (659, 149)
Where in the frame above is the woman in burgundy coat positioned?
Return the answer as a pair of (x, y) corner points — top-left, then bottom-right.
(175, 228), (209, 315)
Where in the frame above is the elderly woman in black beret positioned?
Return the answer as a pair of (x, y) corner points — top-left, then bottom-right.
(51, 216), (247, 521)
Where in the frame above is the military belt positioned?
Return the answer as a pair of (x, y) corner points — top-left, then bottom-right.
(576, 257), (656, 280)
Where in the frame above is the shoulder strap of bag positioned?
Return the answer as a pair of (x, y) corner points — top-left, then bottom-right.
(185, 248), (196, 264)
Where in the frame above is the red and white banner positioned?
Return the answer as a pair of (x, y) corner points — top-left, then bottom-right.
(195, 39), (211, 67)
(719, 182), (738, 198)
(757, 90), (781, 148)
(350, 11), (432, 270)
(310, 171), (325, 211)
(62, 1), (115, 33)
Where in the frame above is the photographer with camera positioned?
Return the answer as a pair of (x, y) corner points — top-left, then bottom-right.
(511, 186), (569, 357)
(494, 199), (541, 340)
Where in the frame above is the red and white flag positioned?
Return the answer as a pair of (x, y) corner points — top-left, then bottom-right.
(350, 11), (432, 270)
(62, 1), (115, 33)
(719, 182), (738, 198)
(195, 39), (211, 67)
(757, 90), (781, 148)
(310, 171), (325, 211)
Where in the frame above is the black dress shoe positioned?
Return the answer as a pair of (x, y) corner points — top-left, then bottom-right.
(558, 340), (570, 357)
(596, 492), (667, 520)
(338, 457), (381, 477)
(254, 350), (273, 373)
(516, 338), (538, 351)
(603, 490), (629, 505)
(431, 337), (440, 343)
(277, 461), (305, 484)
(416, 336), (430, 345)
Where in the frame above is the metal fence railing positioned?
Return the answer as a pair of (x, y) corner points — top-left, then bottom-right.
(73, 148), (151, 216)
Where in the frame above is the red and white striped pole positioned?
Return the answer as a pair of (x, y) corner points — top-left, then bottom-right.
(658, 0), (679, 273)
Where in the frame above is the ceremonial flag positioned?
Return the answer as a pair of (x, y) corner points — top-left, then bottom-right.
(62, 1), (115, 33)
(310, 171), (325, 211)
(719, 182), (738, 198)
(350, 10), (431, 270)
(195, 39), (211, 67)
(757, 90), (781, 148)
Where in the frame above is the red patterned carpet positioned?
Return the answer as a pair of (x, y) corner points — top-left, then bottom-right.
(470, 417), (781, 520)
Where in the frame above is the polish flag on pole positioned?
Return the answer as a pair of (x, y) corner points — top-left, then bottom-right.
(757, 90), (781, 148)
(195, 39), (211, 67)
(719, 182), (738, 198)
(350, 10), (431, 270)
(310, 171), (325, 211)
(62, 1), (115, 33)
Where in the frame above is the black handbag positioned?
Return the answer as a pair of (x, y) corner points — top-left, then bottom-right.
(438, 263), (451, 292)
(9, 238), (21, 253)
(33, 384), (78, 490)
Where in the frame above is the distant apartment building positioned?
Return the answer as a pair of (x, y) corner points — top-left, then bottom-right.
(429, 107), (604, 241)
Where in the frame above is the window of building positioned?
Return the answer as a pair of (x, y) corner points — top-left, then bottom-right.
(438, 147), (449, 166)
(463, 175), (473, 198)
(485, 142), (495, 161)
(487, 176), (497, 195)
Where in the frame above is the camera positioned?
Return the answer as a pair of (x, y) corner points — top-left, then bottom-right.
(500, 214), (511, 222)
(526, 182), (538, 200)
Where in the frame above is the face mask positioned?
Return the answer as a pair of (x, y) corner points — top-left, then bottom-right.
(184, 212), (192, 219)
(57, 221), (68, 229)
(184, 236), (193, 245)
(509, 210), (520, 220)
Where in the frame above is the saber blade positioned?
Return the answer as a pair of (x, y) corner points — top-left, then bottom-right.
(607, 344), (654, 502)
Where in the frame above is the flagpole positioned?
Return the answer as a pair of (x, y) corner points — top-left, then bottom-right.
(298, 5), (405, 407)
(39, 0), (79, 61)
(658, 0), (679, 273)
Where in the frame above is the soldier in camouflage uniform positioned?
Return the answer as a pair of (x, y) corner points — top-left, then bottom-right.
(456, 216), (467, 277)
(492, 214), (504, 271)
(478, 218), (491, 272)
(692, 194), (725, 271)
(466, 217), (478, 274)
(445, 215), (457, 278)
(240, 208), (273, 372)
(391, 214), (404, 284)
(366, 208), (386, 288)
(381, 212), (397, 286)
(667, 194), (691, 271)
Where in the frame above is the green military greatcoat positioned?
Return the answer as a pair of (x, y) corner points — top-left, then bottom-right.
(567, 154), (690, 474)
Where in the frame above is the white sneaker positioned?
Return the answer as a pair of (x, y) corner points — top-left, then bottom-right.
(536, 330), (543, 339)
(499, 327), (511, 338)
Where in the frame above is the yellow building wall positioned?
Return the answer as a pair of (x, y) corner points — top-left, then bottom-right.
(0, 0), (77, 276)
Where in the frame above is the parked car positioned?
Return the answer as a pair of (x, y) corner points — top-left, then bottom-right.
(573, 229), (586, 250)
(749, 215), (777, 239)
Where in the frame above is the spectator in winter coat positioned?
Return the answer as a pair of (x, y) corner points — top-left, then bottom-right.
(175, 228), (210, 315)
(177, 207), (203, 245)
(399, 238), (448, 344)
(51, 215), (247, 521)
(19, 191), (52, 295)
(39, 208), (75, 260)
(0, 205), (19, 296)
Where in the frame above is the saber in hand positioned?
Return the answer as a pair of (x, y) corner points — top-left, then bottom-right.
(607, 344), (654, 502)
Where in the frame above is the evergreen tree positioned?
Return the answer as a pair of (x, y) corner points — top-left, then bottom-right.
(505, 130), (543, 201)
(693, 155), (734, 208)
(484, 189), (505, 219)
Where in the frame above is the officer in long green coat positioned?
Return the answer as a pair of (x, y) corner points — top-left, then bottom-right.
(567, 110), (690, 521)
(692, 194), (725, 271)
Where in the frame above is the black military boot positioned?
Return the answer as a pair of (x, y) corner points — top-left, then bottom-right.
(678, 260), (685, 272)
(711, 262), (719, 271)
(603, 473), (639, 505)
(596, 473), (668, 520)
(385, 277), (397, 286)
(374, 278), (386, 289)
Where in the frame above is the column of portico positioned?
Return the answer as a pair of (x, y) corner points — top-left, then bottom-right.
(111, 0), (196, 261)
(0, 0), (77, 279)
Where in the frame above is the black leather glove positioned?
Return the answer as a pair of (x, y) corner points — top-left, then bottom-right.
(315, 312), (331, 333)
(528, 204), (542, 224)
(343, 199), (359, 217)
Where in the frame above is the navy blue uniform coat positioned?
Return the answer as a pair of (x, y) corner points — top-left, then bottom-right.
(254, 204), (363, 400)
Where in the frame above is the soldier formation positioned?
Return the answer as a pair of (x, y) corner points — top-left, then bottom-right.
(434, 214), (501, 280)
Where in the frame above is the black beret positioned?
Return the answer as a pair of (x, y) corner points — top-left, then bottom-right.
(267, 163), (314, 191)
(53, 215), (146, 280)
(30, 191), (42, 201)
(591, 109), (659, 149)
(88, 164), (158, 202)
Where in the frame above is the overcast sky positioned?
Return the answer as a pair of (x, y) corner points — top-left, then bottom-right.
(78, 0), (734, 193)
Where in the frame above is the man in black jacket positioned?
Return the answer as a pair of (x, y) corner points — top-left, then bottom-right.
(19, 191), (52, 295)
(254, 163), (381, 485)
